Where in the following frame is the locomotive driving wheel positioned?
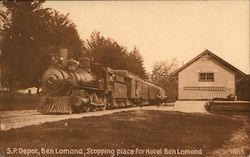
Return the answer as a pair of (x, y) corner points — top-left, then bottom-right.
(71, 90), (90, 113)
(82, 104), (91, 112)
(112, 98), (119, 108)
(100, 96), (107, 111)
(89, 92), (98, 111)
(89, 92), (107, 111)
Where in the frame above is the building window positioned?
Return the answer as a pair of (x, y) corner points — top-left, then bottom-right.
(199, 73), (214, 82)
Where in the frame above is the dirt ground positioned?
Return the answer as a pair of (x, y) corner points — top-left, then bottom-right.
(0, 107), (142, 131)
(1, 110), (249, 157)
(0, 102), (208, 131)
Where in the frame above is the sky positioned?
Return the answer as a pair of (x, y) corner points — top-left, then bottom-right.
(44, 1), (249, 74)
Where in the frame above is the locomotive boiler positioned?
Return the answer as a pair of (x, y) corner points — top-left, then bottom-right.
(42, 67), (95, 95)
(39, 49), (166, 114)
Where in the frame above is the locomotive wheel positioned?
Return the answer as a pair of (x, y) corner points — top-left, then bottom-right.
(89, 93), (107, 111)
(72, 104), (83, 113)
(112, 98), (119, 108)
(71, 90), (91, 113)
(89, 93), (98, 111)
(119, 101), (126, 108)
(89, 93), (98, 103)
(71, 96), (83, 113)
(125, 99), (131, 107)
(101, 97), (107, 111)
(91, 106), (97, 112)
(106, 99), (113, 109)
(102, 105), (106, 111)
(82, 105), (90, 112)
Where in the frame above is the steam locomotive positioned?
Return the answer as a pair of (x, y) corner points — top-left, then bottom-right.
(39, 49), (166, 114)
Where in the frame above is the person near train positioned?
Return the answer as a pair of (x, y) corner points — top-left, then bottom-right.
(155, 94), (161, 108)
(139, 94), (143, 108)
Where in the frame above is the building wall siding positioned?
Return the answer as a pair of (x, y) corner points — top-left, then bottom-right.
(178, 55), (235, 99)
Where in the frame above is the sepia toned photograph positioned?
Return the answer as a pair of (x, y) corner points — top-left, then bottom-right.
(0, 0), (249, 157)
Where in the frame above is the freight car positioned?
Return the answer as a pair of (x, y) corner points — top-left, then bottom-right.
(39, 50), (165, 114)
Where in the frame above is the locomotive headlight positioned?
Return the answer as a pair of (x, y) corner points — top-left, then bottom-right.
(47, 75), (57, 85)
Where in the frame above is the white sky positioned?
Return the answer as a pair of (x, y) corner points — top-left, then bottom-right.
(44, 1), (250, 74)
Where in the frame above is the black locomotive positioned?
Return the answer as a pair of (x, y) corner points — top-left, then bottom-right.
(39, 50), (166, 114)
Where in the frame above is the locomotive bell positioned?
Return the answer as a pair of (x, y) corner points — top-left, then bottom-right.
(42, 68), (69, 95)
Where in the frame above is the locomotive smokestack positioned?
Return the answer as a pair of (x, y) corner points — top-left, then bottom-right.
(60, 48), (68, 65)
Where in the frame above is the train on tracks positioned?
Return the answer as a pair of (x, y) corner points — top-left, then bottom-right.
(39, 50), (166, 114)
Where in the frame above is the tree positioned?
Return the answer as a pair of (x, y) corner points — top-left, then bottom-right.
(151, 58), (179, 102)
(126, 47), (147, 79)
(0, 0), (84, 90)
(86, 31), (128, 70)
(86, 32), (147, 79)
(151, 58), (178, 82)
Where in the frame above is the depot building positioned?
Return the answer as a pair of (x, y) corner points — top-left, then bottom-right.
(170, 50), (246, 100)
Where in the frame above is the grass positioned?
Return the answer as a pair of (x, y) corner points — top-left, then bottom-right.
(0, 110), (244, 157)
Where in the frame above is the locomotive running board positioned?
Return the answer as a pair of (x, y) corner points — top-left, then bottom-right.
(74, 85), (105, 91)
(39, 96), (73, 114)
